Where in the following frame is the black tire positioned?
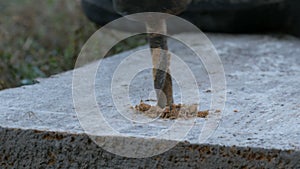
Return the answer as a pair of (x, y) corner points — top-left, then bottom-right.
(81, 0), (299, 36)
(286, 1), (300, 37)
(81, 0), (119, 26)
(181, 1), (287, 33)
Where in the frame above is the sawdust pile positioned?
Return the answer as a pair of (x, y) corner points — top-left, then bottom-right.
(134, 101), (209, 119)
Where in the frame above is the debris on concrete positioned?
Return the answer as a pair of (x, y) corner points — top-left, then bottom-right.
(135, 101), (206, 119)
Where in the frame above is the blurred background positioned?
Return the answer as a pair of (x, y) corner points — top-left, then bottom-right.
(0, 0), (96, 90)
(0, 0), (146, 90)
(1, 0), (299, 90)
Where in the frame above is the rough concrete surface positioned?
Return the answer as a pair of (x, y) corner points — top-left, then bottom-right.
(0, 33), (300, 168)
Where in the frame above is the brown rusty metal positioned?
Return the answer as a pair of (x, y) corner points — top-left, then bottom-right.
(146, 19), (173, 108)
(113, 0), (192, 108)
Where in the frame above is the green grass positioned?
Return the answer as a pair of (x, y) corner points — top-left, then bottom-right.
(0, 0), (146, 90)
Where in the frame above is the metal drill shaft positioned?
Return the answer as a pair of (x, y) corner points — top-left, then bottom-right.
(146, 19), (173, 108)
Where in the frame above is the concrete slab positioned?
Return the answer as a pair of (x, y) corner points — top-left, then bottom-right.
(0, 33), (299, 168)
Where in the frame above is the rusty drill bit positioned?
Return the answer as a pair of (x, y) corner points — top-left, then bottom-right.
(113, 0), (192, 109)
(146, 19), (173, 108)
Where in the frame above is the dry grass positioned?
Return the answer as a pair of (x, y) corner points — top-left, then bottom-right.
(0, 0), (97, 89)
(0, 0), (146, 90)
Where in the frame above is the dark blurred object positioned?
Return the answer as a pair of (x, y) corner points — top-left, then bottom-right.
(81, 0), (300, 37)
(113, 0), (191, 15)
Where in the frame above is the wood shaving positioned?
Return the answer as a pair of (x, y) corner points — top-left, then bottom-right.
(135, 102), (151, 112)
(197, 110), (209, 118)
(134, 101), (209, 119)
